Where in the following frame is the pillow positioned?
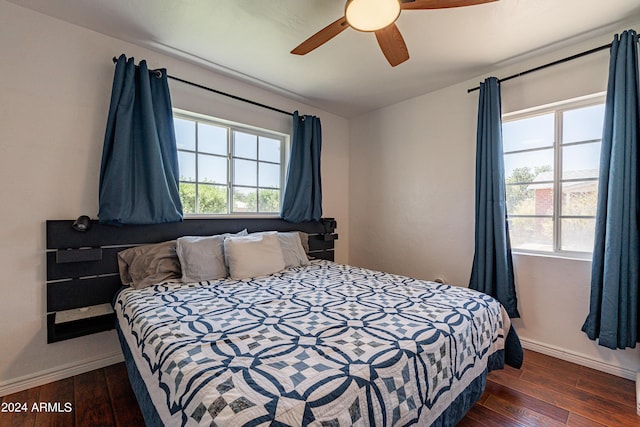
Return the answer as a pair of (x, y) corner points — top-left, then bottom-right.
(117, 240), (181, 290)
(177, 229), (248, 282)
(176, 235), (226, 282)
(297, 231), (310, 254)
(278, 232), (311, 268)
(224, 232), (285, 280)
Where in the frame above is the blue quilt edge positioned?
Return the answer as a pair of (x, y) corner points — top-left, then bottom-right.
(117, 321), (165, 427)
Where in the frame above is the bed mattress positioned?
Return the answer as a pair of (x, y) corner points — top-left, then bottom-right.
(114, 260), (508, 426)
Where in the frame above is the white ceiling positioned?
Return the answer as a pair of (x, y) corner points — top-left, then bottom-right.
(9, 0), (640, 117)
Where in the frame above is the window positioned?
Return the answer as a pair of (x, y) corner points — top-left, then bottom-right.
(502, 96), (605, 257)
(174, 110), (288, 215)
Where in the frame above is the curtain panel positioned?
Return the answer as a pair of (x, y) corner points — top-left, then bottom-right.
(469, 77), (520, 318)
(99, 55), (183, 225)
(582, 30), (639, 350)
(280, 111), (322, 223)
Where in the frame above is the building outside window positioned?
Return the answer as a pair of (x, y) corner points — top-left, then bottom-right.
(502, 95), (605, 257)
(173, 110), (288, 215)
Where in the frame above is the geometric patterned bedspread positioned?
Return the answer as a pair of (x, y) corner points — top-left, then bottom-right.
(115, 260), (507, 426)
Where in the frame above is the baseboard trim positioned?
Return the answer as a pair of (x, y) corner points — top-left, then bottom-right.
(0, 351), (124, 397)
(520, 337), (637, 381)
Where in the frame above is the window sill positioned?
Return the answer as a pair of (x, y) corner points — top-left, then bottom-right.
(512, 250), (592, 262)
(183, 213), (282, 219)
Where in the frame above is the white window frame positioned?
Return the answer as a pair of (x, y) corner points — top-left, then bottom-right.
(502, 93), (605, 260)
(174, 109), (290, 217)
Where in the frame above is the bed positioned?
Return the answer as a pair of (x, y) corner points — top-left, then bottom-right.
(46, 218), (517, 426)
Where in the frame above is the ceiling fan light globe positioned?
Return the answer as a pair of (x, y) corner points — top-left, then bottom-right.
(345, 0), (401, 32)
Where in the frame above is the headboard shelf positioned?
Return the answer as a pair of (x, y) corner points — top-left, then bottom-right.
(46, 217), (338, 343)
(56, 247), (103, 264)
(47, 218), (336, 249)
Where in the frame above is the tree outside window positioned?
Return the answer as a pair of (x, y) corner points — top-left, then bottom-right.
(503, 99), (604, 256)
(174, 111), (287, 215)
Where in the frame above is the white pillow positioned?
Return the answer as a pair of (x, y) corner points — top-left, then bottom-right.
(278, 232), (311, 268)
(224, 232), (285, 280)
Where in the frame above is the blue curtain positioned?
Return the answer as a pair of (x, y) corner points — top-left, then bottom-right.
(582, 30), (639, 350)
(470, 77), (520, 318)
(281, 111), (322, 223)
(99, 55), (183, 225)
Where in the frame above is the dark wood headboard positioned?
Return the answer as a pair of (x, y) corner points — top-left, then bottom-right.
(46, 217), (337, 343)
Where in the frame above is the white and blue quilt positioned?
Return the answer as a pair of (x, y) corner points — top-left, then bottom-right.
(115, 260), (507, 426)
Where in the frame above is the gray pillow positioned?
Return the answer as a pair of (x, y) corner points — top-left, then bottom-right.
(176, 235), (227, 282)
(297, 231), (310, 254)
(178, 229), (248, 282)
(279, 232), (311, 268)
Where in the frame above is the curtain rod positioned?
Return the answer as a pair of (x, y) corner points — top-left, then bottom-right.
(112, 56), (294, 117)
(467, 39), (636, 93)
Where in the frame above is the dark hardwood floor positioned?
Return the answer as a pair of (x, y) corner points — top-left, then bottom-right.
(460, 350), (638, 427)
(0, 349), (637, 426)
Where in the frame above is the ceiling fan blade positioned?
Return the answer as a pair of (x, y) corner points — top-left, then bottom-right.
(291, 16), (349, 55)
(375, 24), (409, 67)
(401, 0), (498, 10)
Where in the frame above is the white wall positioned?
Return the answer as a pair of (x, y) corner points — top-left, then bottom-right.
(1, 0), (636, 395)
(349, 26), (640, 378)
(0, 1), (349, 393)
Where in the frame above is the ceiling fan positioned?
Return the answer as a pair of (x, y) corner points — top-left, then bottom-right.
(291, 0), (498, 67)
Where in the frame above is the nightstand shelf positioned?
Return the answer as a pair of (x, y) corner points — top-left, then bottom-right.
(47, 303), (116, 343)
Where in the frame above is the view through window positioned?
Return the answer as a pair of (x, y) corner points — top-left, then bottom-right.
(174, 111), (287, 215)
(502, 97), (605, 256)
